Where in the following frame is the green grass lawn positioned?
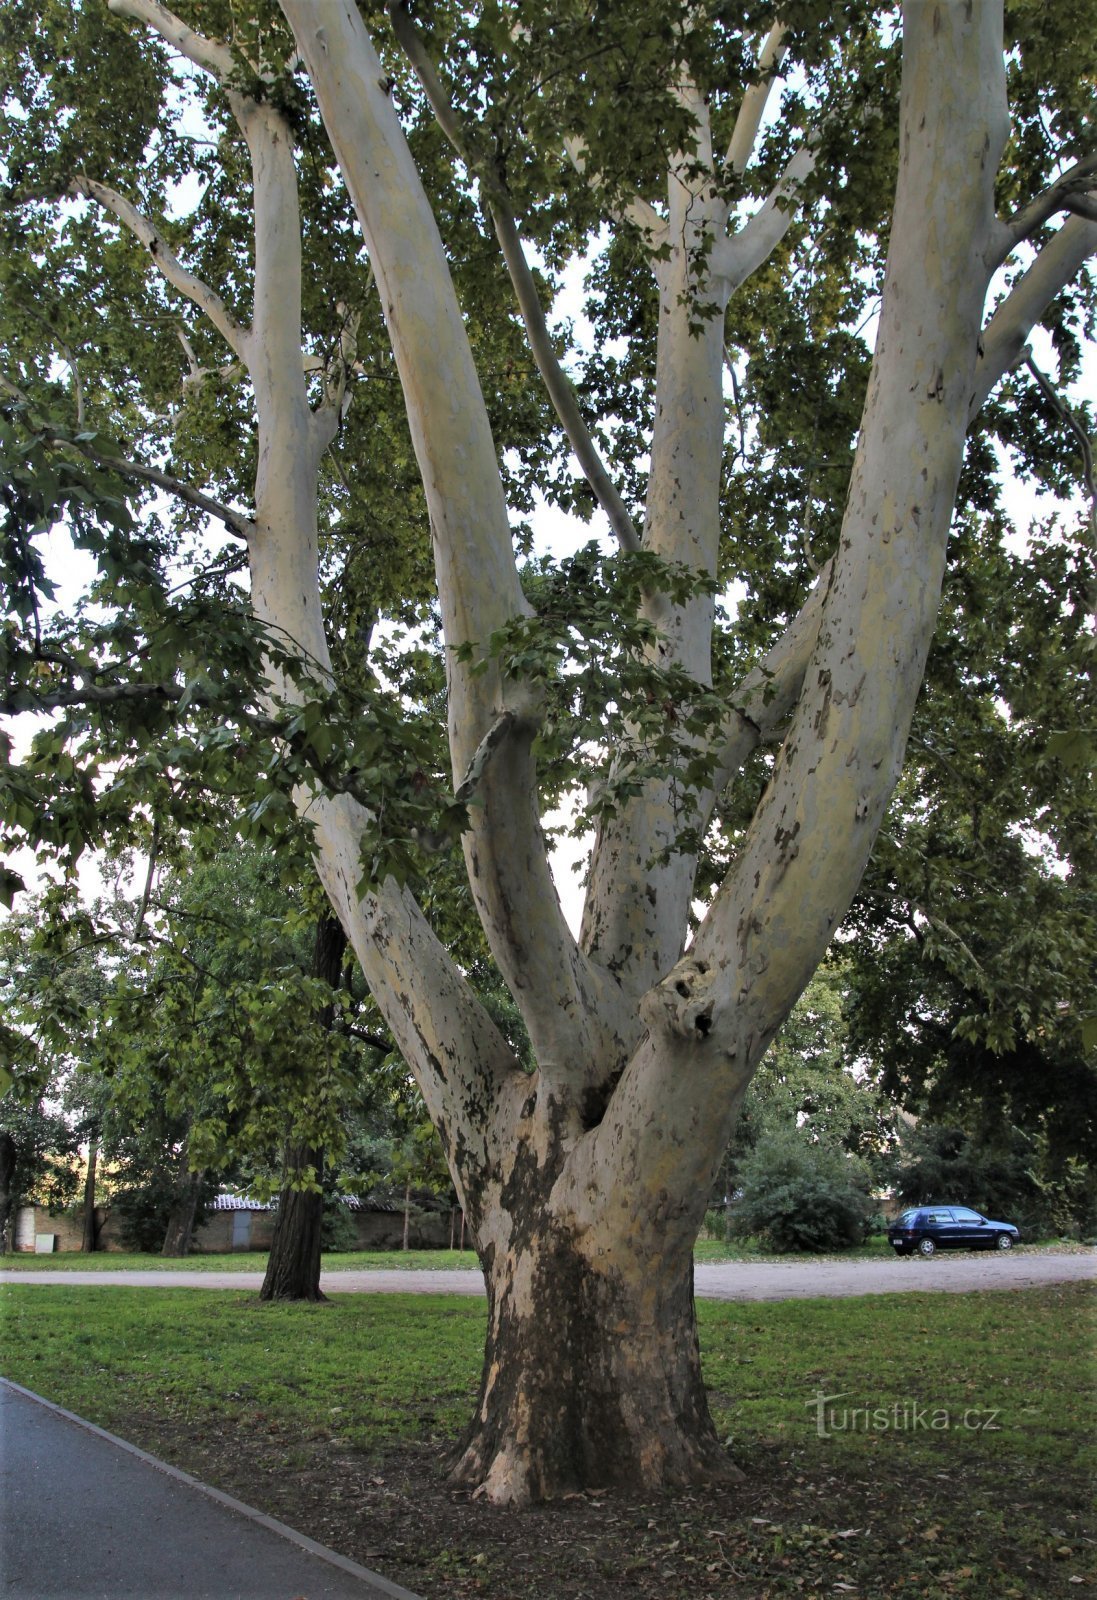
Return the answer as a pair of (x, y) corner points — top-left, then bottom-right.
(0, 1246), (482, 1272)
(1, 1279), (1093, 1598)
(2, 1233), (1081, 1270)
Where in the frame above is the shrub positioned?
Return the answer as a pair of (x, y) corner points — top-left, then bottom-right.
(728, 1128), (874, 1253)
(701, 1208), (728, 1242)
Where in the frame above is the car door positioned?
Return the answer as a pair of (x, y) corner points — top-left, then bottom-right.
(948, 1207), (988, 1247)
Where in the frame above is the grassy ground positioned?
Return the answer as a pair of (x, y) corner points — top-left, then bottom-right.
(0, 1246), (482, 1272)
(2, 1235), (1083, 1271)
(1, 1279), (1093, 1598)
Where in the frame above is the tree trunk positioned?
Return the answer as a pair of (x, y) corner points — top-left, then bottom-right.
(260, 914), (346, 1302)
(452, 1234), (735, 1505)
(0, 1132), (15, 1255)
(260, 1146), (327, 1302)
(80, 1137), (99, 1253)
(161, 1168), (203, 1257)
(402, 1179), (412, 1252)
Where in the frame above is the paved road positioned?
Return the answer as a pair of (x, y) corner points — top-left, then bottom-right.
(0, 1379), (422, 1600)
(2, 1250), (1091, 1300)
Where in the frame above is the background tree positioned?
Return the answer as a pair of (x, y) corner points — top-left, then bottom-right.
(1, 0), (1095, 1502)
(0, 1101), (79, 1251)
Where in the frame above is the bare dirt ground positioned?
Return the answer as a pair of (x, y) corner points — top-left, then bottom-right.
(2, 1246), (1092, 1298)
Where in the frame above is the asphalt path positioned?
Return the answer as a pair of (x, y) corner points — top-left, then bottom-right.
(0, 1379), (423, 1599)
(2, 1249), (1091, 1300)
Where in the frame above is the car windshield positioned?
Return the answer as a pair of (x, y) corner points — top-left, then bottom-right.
(896, 1210), (920, 1225)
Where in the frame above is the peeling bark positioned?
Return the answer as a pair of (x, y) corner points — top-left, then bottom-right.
(456, 1236), (736, 1505)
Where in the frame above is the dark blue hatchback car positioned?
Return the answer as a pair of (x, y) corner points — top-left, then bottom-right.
(887, 1205), (1020, 1256)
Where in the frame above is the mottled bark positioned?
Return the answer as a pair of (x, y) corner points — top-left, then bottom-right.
(100, 0), (1094, 1507)
(455, 1233), (733, 1504)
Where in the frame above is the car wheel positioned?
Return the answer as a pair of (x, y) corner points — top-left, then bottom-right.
(917, 1237), (936, 1257)
(996, 1233), (1013, 1251)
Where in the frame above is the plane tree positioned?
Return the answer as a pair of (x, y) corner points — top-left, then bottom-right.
(1, 0), (1095, 1503)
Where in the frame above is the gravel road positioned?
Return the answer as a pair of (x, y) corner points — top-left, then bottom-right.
(2, 1250), (1091, 1301)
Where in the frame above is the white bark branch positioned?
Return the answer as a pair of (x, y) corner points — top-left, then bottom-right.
(388, 2), (640, 554)
(725, 22), (788, 176)
(71, 177), (247, 361)
(709, 565), (831, 794)
(280, 0), (611, 1089)
(563, 135), (669, 255)
(717, 137), (817, 287)
(992, 152), (1097, 264)
(972, 215), (1097, 417)
(107, 0), (236, 81)
(578, 0), (1013, 1228)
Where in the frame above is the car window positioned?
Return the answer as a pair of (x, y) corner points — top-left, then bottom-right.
(896, 1210), (919, 1225)
(926, 1212), (952, 1224)
(950, 1208), (982, 1222)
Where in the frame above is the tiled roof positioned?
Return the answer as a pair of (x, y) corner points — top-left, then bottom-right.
(210, 1193), (271, 1212)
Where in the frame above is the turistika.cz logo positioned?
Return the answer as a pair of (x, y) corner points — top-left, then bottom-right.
(807, 1390), (1002, 1439)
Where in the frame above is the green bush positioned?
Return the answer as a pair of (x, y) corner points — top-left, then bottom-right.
(320, 1199), (361, 1253)
(701, 1208), (728, 1242)
(728, 1128), (874, 1253)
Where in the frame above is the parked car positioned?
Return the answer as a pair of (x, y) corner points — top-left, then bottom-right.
(887, 1205), (1020, 1257)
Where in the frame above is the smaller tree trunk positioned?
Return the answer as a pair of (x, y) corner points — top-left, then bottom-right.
(0, 1132), (16, 1255)
(260, 913), (347, 1302)
(81, 1137), (99, 1253)
(402, 1178), (412, 1251)
(260, 1144), (327, 1303)
(161, 1168), (204, 1257)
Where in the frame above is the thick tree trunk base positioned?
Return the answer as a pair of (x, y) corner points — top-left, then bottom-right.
(450, 1240), (741, 1506)
(260, 1180), (327, 1303)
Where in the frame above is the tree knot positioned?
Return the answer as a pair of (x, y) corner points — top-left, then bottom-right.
(639, 957), (719, 1043)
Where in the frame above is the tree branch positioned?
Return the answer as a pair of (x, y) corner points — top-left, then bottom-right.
(972, 215), (1097, 418)
(454, 711), (519, 805)
(992, 153), (1097, 264)
(710, 563), (831, 796)
(1064, 193), (1097, 225)
(725, 22), (788, 176)
(62, 436), (255, 540)
(340, 1025), (393, 1053)
(718, 136), (817, 287)
(563, 135), (669, 254)
(0, 372), (255, 538)
(107, 0), (236, 81)
(388, 2), (640, 554)
(71, 176), (248, 361)
(1023, 352), (1097, 543)
(282, 0), (618, 1101)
